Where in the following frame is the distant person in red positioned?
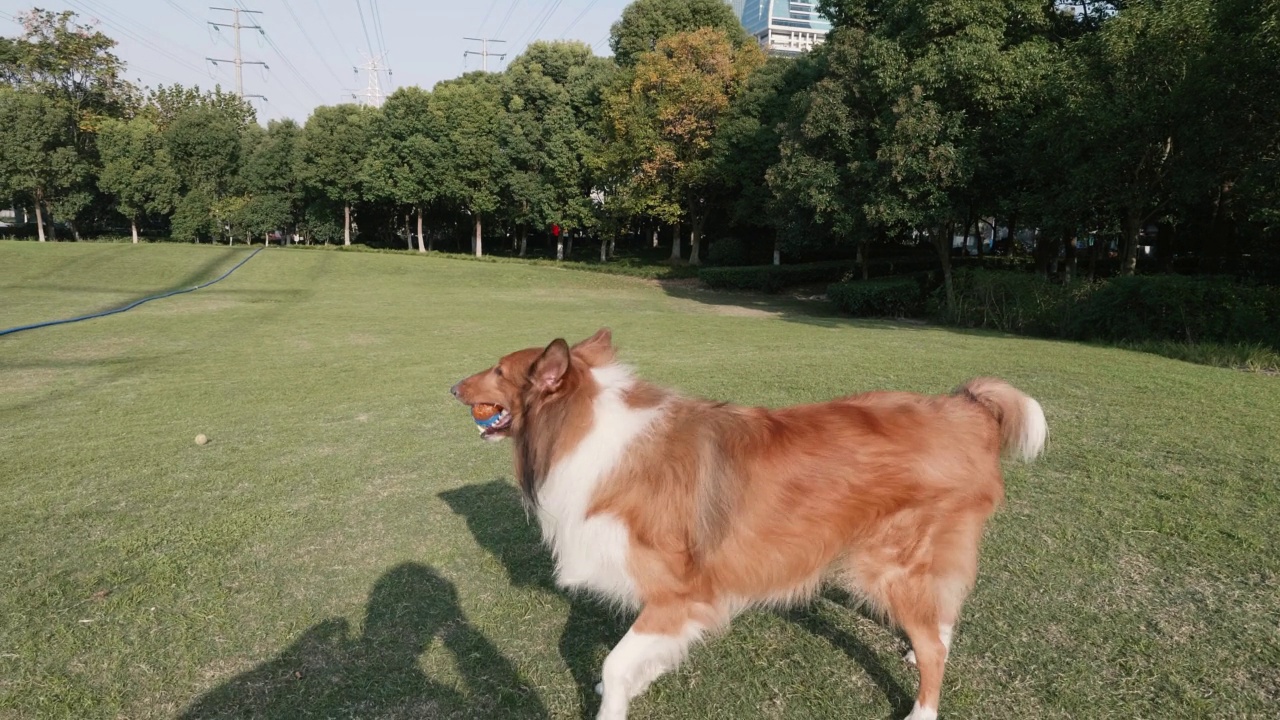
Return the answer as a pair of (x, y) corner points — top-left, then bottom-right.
(551, 223), (561, 238)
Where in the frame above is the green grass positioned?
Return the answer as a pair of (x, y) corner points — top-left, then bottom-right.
(1, 240), (1278, 719)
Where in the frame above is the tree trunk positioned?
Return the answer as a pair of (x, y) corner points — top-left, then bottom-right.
(131, 218), (139, 244)
(48, 205), (57, 241)
(670, 221), (682, 262)
(608, 234), (615, 259)
(652, 226), (659, 249)
(1088, 232), (1103, 281)
(1121, 207), (1141, 276)
(1064, 229), (1078, 284)
(1006, 212), (1019, 255)
(566, 234), (573, 258)
(933, 225), (956, 317)
(264, 231), (269, 247)
(34, 193), (46, 242)
(773, 235), (780, 266)
(689, 216), (703, 266)
(473, 214), (483, 257)
(600, 235), (608, 262)
(70, 221), (81, 242)
(417, 208), (425, 253)
(344, 203), (352, 246)
(519, 225), (528, 257)
(556, 236), (564, 260)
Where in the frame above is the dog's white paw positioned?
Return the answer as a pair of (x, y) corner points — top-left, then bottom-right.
(902, 702), (937, 720)
(904, 649), (917, 666)
(595, 681), (604, 696)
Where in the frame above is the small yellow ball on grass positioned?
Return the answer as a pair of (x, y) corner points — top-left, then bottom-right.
(195, 433), (209, 446)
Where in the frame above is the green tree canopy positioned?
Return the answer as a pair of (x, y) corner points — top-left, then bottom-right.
(609, 0), (751, 68)
(97, 115), (179, 243)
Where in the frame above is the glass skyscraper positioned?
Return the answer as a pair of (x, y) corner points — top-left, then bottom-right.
(731, 0), (832, 56)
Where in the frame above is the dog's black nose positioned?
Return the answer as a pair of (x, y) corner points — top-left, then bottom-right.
(450, 382), (461, 398)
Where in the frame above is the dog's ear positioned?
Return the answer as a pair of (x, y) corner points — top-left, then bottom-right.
(532, 339), (571, 392)
(572, 327), (614, 364)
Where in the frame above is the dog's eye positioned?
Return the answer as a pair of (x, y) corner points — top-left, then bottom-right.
(494, 367), (504, 378)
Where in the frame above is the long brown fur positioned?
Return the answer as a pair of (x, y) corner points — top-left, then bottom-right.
(452, 328), (1048, 719)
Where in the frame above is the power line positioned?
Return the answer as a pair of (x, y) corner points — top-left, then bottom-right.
(370, 0), (389, 61)
(165, 0), (207, 28)
(492, 0), (523, 38)
(206, 6), (267, 101)
(65, 0), (209, 76)
(274, 0), (346, 86)
(255, 27), (328, 104)
(229, 0), (327, 104)
(510, 0), (566, 55)
(356, 0), (376, 57)
(476, 0), (501, 35)
(312, 0), (353, 66)
(560, 0), (604, 39)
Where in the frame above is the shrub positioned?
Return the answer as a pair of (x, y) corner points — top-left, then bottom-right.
(1071, 274), (1280, 346)
(941, 269), (1093, 337)
(939, 269), (1280, 349)
(706, 237), (747, 267)
(827, 277), (924, 318)
(699, 261), (854, 293)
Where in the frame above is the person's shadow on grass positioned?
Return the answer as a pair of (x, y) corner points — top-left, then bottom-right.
(179, 561), (547, 719)
(439, 481), (629, 720)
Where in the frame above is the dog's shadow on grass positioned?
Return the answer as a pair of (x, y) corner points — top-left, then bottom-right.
(440, 479), (914, 720)
(180, 561), (547, 720)
(440, 480), (628, 720)
(782, 599), (917, 718)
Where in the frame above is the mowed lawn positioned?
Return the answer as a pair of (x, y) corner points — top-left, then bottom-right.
(1, 241), (1277, 720)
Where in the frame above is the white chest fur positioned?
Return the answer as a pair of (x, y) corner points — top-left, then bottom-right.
(535, 365), (661, 608)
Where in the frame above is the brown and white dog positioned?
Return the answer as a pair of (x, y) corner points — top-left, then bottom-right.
(450, 329), (1047, 720)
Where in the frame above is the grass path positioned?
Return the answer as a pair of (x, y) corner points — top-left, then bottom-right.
(1, 241), (1277, 719)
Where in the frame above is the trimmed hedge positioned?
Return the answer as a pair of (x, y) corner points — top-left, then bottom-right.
(827, 277), (924, 318)
(699, 261), (855, 293)
(941, 269), (1280, 348)
(1074, 274), (1280, 346)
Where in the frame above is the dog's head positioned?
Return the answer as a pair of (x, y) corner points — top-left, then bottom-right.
(450, 328), (616, 442)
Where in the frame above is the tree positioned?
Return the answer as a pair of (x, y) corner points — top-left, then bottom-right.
(610, 0), (750, 68)
(165, 106), (243, 197)
(605, 28), (765, 264)
(502, 41), (602, 259)
(2, 9), (141, 239)
(0, 87), (75, 241)
(143, 83), (255, 132)
(0, 9), (135, 149)
(297, 104), (371, 246)
(97, 116), (179, 243)
(236, 119), (303, 244)
(363, 88), (437, 252)
(428, 73), (508, 257)
(714, 54), (824, 264)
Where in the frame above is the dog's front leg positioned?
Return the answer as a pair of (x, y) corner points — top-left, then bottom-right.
(595, 603), (713, 720)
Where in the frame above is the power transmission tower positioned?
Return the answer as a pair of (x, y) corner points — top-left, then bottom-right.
(463, 37), (506, 72)
(206, 6), (267, 101)
(349, 50), (391, 108)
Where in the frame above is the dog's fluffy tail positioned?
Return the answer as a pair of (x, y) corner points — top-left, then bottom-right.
(956, 378), (1048, 462)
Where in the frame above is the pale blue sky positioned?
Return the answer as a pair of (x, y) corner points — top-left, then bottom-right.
(1, 0), (634, 123)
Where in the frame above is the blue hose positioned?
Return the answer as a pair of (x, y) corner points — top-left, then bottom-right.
(1, 247), (264, 338)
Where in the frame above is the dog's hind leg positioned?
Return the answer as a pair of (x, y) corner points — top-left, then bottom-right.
(595, 601), (723, 720)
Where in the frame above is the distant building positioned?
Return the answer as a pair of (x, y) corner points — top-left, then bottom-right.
(731, 0), (832, 56)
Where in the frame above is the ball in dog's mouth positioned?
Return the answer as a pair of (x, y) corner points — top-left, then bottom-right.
(471, 403), (512, 441)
